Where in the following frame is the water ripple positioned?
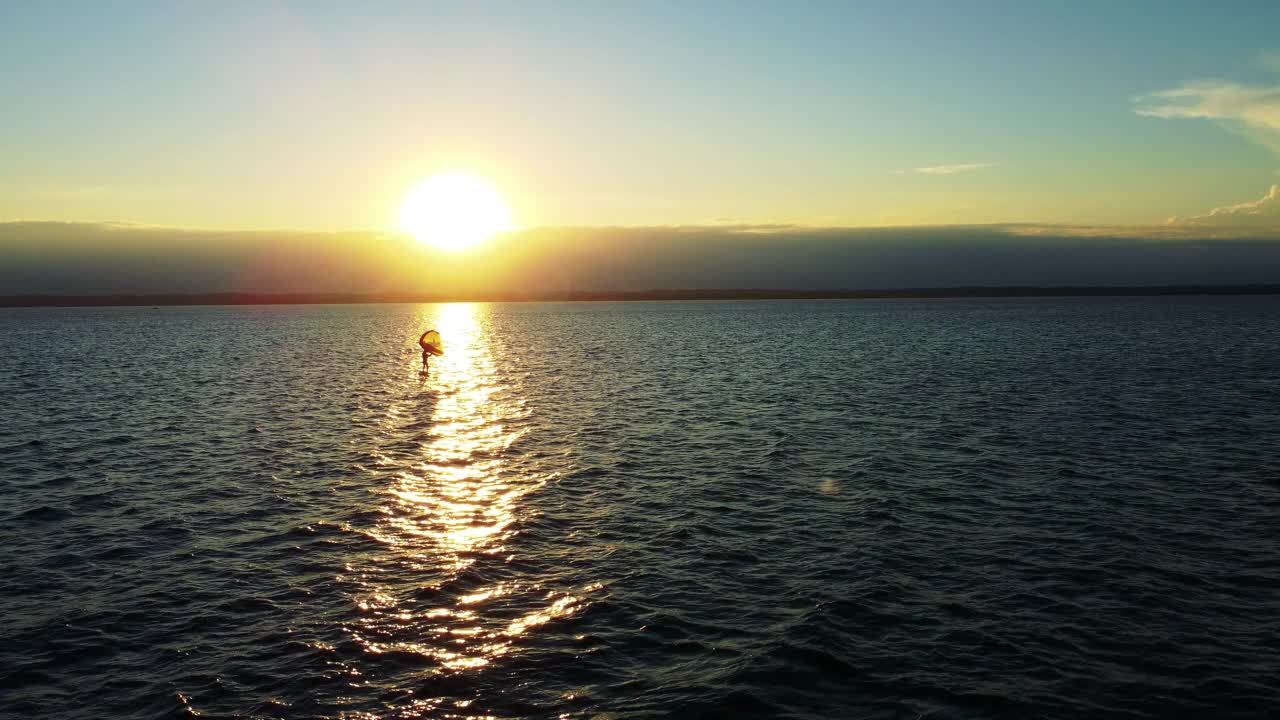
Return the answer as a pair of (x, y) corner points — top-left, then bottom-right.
(1, 298), (1279, 718)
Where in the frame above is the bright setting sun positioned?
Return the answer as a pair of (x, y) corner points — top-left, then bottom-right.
(398, 173), (512, 251)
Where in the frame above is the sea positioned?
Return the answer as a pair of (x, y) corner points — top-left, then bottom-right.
(2, 297), (1278, 719)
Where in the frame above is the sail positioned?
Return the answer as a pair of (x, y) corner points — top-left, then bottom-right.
(419, 330), (444, 355)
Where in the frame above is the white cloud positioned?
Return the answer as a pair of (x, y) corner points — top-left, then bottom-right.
(1134, 82), (1280, 153)
(1134, 82), (1280, 129)
(1135, 66), (1280, 231)
(913, 163), (993, 175)
(1169, 184), (1280, 229)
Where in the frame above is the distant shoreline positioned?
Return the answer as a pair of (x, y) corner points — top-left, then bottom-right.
(3, 285), (1279, 307)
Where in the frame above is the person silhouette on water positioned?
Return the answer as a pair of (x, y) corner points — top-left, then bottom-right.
(418, 330), (443, 371)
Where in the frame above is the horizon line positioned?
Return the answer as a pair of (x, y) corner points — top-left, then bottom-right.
(4, 285), (1279, 308)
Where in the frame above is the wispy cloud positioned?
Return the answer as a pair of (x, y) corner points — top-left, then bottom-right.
(1169, 184), (1280, 229)
(1134, 82), (1280, 129)
(1134, 62), (1280, 230)
(1134, 81), (1280, 153)
(913, 163), (993, 175)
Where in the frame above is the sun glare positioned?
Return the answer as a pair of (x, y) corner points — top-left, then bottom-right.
(399, 173), (512, 251)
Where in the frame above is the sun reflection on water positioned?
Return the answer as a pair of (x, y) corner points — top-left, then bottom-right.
(383, 303), (521, 572)
(349, 303), (587, 682)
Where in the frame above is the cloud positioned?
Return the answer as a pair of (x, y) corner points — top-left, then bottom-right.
(1135, 72), (1280, 227)
(1169, 184), (1280, 229)
(913, 163), (993, 175)
(2, 221), (1278, 296)
(1134, 81), (1280, 152)
(1134, 83), (1280, 129)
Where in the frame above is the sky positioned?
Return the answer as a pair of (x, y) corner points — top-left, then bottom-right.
(3, 1), (1280, 292)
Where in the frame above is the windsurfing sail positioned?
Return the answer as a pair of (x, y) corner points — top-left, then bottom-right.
(419, 330), (444, 356)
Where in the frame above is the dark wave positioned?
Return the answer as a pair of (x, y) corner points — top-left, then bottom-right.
(1, 297), (1278, 718)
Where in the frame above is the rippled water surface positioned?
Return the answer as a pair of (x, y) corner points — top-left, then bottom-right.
(3, 298), (1280, 719)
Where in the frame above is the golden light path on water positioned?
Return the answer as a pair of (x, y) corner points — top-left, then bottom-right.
(347, 303), (590, 703)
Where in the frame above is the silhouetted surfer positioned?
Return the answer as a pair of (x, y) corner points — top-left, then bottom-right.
(418, 329), (444, 371)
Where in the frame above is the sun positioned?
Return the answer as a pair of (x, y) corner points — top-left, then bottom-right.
(399, 173), (512, 251)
